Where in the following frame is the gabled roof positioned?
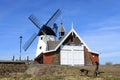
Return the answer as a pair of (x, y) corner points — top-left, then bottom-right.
(43, 33), (68, 53)
(47, 41), (60, 50)
(43, 28), (92, 53)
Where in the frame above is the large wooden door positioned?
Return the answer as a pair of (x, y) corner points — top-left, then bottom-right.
(60, 45), (84, 66)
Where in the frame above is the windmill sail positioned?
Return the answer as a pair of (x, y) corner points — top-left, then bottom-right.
(29, 15), (41, 29)
(24, 9), (61, 51)
(23, 33), (37, 51)
(45, 9), (61, 27)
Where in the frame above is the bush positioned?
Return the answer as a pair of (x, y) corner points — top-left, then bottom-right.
(106, 62), (112, 65)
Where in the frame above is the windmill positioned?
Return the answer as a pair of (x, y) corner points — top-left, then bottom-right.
(23, 9), (61, 56)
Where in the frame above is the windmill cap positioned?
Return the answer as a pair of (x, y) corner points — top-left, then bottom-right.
(38, 25), (56, 36)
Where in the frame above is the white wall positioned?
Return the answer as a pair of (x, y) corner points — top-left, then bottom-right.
(36, 35), (55, 57)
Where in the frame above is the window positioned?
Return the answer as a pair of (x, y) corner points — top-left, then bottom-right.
(39, 46), (42, 49)
(41, 37), (43, 40)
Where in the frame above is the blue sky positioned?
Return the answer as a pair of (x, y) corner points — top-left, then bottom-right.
(0, 0), (120, 64)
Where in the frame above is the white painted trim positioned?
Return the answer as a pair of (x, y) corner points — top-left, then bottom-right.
(55, 28), (92, 52)
(43, 50), (55, 53)
(72, 28), (92, 52)
(43, 28), (94, 54)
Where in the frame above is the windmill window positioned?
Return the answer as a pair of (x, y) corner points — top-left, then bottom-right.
(39, 46), (42, 49)
(41, 37), (43, 40)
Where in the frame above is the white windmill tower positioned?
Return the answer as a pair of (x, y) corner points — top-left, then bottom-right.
(23, 9), (61, 57)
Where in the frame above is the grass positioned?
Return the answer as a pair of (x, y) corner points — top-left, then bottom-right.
(0, 64), (120, 80)
(0, 64), (27, 75)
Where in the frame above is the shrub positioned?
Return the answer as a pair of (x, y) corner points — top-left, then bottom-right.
(106, 62), (112, 65)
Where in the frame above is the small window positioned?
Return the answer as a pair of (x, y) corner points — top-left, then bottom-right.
(39, 46), (42, 49)
(41, 37), (43, 40)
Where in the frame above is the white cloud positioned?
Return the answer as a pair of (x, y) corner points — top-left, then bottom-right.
(82, 31), (120, 52)
(98, 26), (120, 31)
(100, 52), (120, 58)
(79, 15), (120, 64)
(99, 52), (120, 64)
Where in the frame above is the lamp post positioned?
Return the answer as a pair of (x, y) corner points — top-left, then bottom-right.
(19, 36), (22, 61)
